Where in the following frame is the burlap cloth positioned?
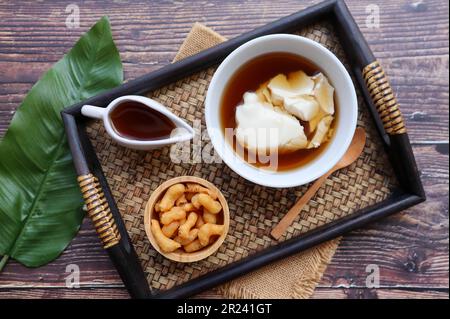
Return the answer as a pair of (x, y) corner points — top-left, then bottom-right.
(173, 22), (340, 299)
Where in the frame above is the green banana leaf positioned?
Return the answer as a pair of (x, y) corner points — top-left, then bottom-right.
(0, 16), (123, 269)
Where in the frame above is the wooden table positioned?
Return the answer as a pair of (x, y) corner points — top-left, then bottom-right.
(0, 0), (448, 299)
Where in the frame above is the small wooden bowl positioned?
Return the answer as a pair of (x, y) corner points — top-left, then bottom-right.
(144, 176), (230, 263)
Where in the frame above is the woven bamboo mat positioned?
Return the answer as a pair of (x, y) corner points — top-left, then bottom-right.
(86, 21), (397, 291)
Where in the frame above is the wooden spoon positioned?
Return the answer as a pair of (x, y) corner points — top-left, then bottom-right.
(270, 127), (367, 240)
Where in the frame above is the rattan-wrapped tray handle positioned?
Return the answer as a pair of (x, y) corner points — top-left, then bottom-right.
(78, 173), (121, 249)
(362, 60), (424, 198)
(362, 61), (406, 135)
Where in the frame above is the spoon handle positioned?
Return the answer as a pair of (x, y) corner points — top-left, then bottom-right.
(271, 172), (331, 240)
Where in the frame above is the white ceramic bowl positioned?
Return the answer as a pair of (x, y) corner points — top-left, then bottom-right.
(205, 34), (358, 188)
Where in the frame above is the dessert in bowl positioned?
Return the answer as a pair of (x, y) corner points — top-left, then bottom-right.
(205, 34), (358, 188)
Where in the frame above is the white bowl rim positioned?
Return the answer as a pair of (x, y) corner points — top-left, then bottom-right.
(205, 34), (358, 188)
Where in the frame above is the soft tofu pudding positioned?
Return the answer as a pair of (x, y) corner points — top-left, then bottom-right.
(221, 52), (337, 171)
(235, 92), (308, 154)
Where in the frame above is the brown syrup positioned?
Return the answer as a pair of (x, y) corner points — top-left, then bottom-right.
(110, 101), (176, 141)
(220, 52), (338, 171)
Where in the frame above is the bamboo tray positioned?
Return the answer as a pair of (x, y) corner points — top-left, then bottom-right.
(62, 0), (425, 298)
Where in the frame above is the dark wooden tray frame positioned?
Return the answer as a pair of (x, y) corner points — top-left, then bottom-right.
(61, 0), (425, 299)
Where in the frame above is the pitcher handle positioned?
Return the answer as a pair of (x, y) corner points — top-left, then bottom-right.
(81, 104), (105, 120)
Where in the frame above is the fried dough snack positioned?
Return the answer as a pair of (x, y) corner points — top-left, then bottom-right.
(184, 239), (204, 253)
(161, 221), (180, 238)
(195, 215), (205, 228)
(179, 202), (197, 212)
(174, 229), (199, 246)
(203, 210), (217, 224)
(159, 183), (185, 211)
(175, 194), (188, 206)
(151, 219), (181, 253)
(161, 206), (186, 225)
(179, 212), (198, 239)
(198, 223), (225, 246)
(195, 194), (222, 214)
(185, 183), (218, 199)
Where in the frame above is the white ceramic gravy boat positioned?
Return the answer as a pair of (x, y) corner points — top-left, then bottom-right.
(81, 95), (194, 150)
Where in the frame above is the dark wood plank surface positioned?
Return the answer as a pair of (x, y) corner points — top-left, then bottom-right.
(0, 0), (448, 299)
